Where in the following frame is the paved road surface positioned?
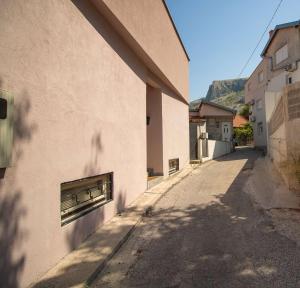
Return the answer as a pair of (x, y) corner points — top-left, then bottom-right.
(92, 147), (300, 288)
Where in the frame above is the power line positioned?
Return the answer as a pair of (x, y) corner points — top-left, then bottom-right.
(237, 0), (284, 78)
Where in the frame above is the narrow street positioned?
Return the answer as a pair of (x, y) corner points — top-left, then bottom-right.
(93, 147), (300, 288)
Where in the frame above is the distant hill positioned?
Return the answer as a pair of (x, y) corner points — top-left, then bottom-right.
(189, 98), (203, 111)
(206, 78), (248, 111)
(190, 78), (248, 112)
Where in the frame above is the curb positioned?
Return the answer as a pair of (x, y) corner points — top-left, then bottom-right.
(85, 217), (142, 287)
(86, 164), (200, 286)
(31, 164), (200, 288)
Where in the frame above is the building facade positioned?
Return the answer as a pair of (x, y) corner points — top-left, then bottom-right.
(245, 59), (269, 148)
(0, 1), (189, 287)
(246, 20), (300, 190)
(245, 20), (300, 151)
(189, 100), (234, 161)
(190, 100), (235, 141)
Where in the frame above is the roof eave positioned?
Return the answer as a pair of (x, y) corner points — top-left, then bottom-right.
(261, 20), (300, 57)
(162, 0), (190, 61)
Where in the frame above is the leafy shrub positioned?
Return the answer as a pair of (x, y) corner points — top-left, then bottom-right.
(234, 123), (253, 145)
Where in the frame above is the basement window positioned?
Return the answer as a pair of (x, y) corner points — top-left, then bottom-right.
(61, 173), (113, 225)
(169, 158), (179, 175)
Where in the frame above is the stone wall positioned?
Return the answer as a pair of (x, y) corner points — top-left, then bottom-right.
(206, 116), (233, 141)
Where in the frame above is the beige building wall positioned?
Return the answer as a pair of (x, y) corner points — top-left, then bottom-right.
(245, 59), (268, 103)
(206, 116), (233, 141)
(199, 104), (234, 117)
(264, 27), (300, 80)
(189, 103), (234, 142)
(245, 59), (268, 148)
(264, 27), (300, 92)
(0, 1), (189, 287)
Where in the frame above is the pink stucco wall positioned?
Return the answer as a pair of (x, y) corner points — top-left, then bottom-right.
(162, 91), (190, 176)
(0, 1), (189, 287)
(92, 0), (189, 101)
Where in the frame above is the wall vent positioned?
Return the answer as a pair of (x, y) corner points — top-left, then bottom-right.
(169, 158), (179, 175)
(61, 173), (113, 225)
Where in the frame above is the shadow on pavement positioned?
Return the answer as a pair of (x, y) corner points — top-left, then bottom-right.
(94, 148), (300, 288)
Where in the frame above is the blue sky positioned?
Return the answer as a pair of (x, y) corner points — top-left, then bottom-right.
(165, 0), (300, 102)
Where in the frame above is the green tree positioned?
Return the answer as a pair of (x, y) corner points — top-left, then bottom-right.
(239, 104), (250, 119)
(234, 123), (253, 145)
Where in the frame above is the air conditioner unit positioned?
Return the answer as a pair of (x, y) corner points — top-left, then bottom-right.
(249, 115), (256, 122)
(200, 132), (208, 139)
(285, 62), (297, 72)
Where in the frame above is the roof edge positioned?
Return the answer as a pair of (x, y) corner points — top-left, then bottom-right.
(261, 20), (300, 57)
(162, 0), (190, 61)
(189, 99), (236, 114)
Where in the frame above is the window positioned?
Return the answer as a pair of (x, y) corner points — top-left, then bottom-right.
(275, 44), (288, 65)
(61, 173), (113, 225)
(256, 99), (263, 110)
(258, 71), (264, 83)
(169, 158), (179, 175)
(257, 122), (263, 136)
(287, 76), (293, 85)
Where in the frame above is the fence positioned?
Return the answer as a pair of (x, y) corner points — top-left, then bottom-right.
(268, 82), (300, 191)
(207, 140), (232, 160)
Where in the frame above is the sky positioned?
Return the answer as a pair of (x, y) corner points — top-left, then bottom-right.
(165, 0), (300, 102)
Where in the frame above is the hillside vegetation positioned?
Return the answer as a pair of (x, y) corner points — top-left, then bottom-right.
(190, 78), (248, 112)
(205, 78), (247, 111)
(206, 78), (248, 111)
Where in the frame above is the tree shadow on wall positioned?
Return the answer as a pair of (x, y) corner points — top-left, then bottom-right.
(84, 131), (103, 176)
(31, 129), (129, 287)
(32, 190), (129, 288)
(0, 79), (38, 288)
(0, 192), (27, 288)
(69, 130), (105, 250)
(116, 191), (126, 215)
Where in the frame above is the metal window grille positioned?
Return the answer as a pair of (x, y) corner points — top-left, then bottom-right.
(169, 158), (179, 175)
(61, 173), (113, 225)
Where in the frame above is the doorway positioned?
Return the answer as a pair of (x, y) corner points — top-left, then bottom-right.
(222, 122), (232, 142)
(146, 85), (163, 180)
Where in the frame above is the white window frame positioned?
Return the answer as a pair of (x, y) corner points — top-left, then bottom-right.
(275, 44), (288, 65)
